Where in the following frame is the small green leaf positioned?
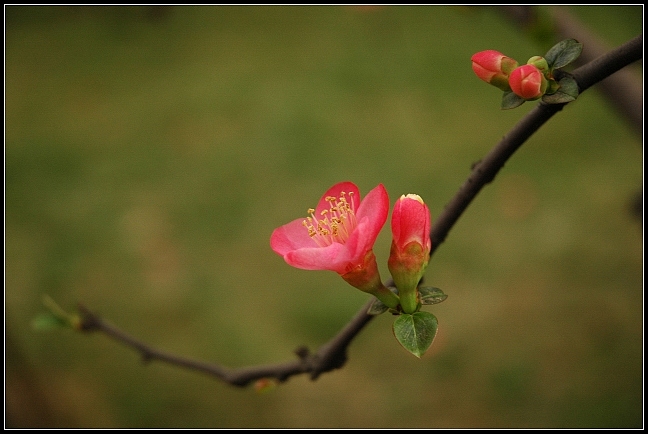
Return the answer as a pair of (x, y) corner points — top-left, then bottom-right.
(501, 91), (525, 110)
(392, 311), (439, 358)
(542, 76), (579, 104)
(33, 294), (80, 330)
(367, 287), (400, 315)
(31, 312), (70, 331)
(367, 298), (389, 315)
(418, 286), (448, 305)
(544, 39), (583, 70)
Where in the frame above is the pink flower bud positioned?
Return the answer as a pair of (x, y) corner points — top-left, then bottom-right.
(509, 64), (548, 100)
(388, 194), (431, 314)
(471, 50), (519, 91)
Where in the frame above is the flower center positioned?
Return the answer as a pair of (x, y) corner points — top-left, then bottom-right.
(302, 191), (357, 247)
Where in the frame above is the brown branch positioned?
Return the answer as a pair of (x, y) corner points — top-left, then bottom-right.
(76, 33), (642, 388)
(77, 298), (375, 387)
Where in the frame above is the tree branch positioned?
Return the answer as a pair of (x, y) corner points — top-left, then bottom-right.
(76, 33), (642, 387)
(77, 298), (376, 387)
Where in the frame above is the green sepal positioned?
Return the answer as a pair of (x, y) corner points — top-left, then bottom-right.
(544, 77), (561, 95)
(418, 286), (448, 305)
(542, 76), (579, 104)
(544, 38), (583, 70)
(501, 91), (526, 110)
(392, 311), (439, 358)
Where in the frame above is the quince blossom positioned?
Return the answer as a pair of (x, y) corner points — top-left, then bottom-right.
(271, 181), (399, 308)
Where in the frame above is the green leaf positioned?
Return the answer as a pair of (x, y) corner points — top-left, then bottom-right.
(367, 297), (389, 315)
(392, 311), (439, 358)
(501, 91), (525, 110)
(367, 287), (400, 315)
(31, 312), (70, 331)
(33, 294), (80, 330)
(544, 39), (583, 70)
(418, 286), (448, 305)
(542, 76), (579, 104)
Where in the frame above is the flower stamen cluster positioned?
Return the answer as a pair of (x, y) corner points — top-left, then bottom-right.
(302, 192), (357, 247)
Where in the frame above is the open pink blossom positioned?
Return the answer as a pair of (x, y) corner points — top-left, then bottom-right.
(271, 181), (389, 275)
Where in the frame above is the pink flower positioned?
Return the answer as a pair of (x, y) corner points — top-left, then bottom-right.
(388, 194), (431, 314)
(271, 181), (388, 274)
(471, 50), (519, 91)
(271, 181), (400, 308)
(509, 64), (548, 100)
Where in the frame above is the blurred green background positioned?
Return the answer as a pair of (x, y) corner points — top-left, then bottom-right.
(5, 5), (643, 428)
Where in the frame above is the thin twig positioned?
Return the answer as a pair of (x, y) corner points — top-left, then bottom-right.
(77, 34), (642, 387)
(77, 298), (375, 387)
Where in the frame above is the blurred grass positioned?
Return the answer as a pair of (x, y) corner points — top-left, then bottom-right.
(5, 5), (642, 428)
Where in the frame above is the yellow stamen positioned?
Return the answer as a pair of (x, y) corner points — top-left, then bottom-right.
(303, 190), (358, 247)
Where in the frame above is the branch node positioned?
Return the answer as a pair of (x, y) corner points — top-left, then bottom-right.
(276, 372), (292, 384)
(141, 352), (154, 364)
(309, 346), (348, 381)
(294, 345), (310, 360)
(309, 358), (323, 381)
(76, 303), (102, 332)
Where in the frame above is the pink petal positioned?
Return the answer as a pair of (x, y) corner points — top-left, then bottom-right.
(270, 218), (317, 256)
(472, 63), (497, 83)
(391, 196), (431, 250)
(284, 242), (349, 273)
(354, 183), (389, 242)
(471, 50), (504, 72)
(270, 182), (389, 275)
(336, 216), (375, 270)
(315, 181), (361, 216)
